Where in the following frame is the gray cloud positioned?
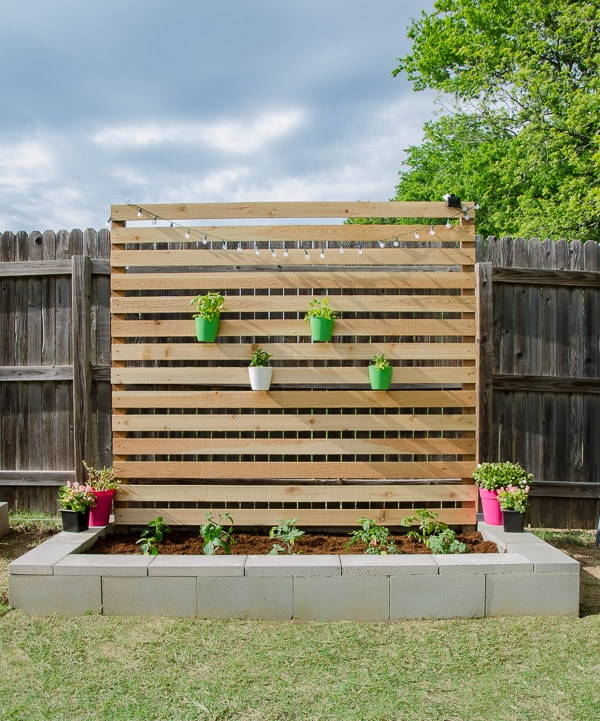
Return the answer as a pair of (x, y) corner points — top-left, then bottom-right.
(0, 0), (435, 231)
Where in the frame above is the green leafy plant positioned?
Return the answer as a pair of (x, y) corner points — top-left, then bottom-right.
(400, 508), (448, 543)
(346, 517), (397, 555)
(426, 528), (468, 554)
(58, 482), (96, 513)
(370, 353), (390, 370)
(497, 485), (530, 513)
(82, 461), (121, 491)
(136, 516), (171, 556)
(189, 291), (224, 321)
(303, 297), (338, 321)
(249, 347), (272, 367)
(199, 512), (235, 555)
(269, 518), (305, 555)
(472, 461), (532, 491)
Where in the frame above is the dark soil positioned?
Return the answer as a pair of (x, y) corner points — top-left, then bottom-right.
(89, 530), (499, 555)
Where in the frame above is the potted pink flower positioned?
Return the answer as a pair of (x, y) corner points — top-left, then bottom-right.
(58, 481), (96, 532)
(497, 485), (530, 532)
(472, 461), (532, 526)
(83, 461), (121, 527)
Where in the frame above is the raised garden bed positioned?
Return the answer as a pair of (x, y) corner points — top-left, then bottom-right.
(8, 522), (580, 619)
(89, 529), (499, 555)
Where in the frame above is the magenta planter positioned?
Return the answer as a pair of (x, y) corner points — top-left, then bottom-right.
(89, 489), (115, 526)
(479, 488), (502, 525)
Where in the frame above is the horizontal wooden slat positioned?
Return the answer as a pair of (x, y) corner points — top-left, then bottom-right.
(111, 365), (476, 386)
(112, 437), (476, 456)
(111, 271), (476, 291)
(111, 223), (475, 244)
(110, 318), (476, 339)
(493, 374), (600, 394)
(0, 470), (75, 486)
(116, 483), (477, 503)
(111, 201), (477, 222)
(114, 460), (475, 480)
(0, 366), (73, 381)
(111, 247), (475, 268)
(112, 389), (476, 409)
(113, 506), (476, 527)
(112, 413), (476, 433)
(110, 294), (477, 315)
(111, 342), (476, 362)
(529, 482), (600, 499)
(493, 266), (600, 288)
(0, 259), (110, 277)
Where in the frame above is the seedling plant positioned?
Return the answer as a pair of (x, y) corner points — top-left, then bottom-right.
(400, 508), (468, 554)
(269, 518), (305, 555)
(249, 347), (272, 367)
(303, 297), (338, 321)
(200, 512), (236, 555)
(136, 516), (171, 556)
(346, 517), (398, 555)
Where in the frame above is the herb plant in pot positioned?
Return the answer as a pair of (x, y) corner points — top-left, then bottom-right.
(190, 291), (224, 342)
(497, 484), (530, 532)
(304, 297), (338, 342)
(248, 346), (273, 390)
(472, 461), (532, 526)
(83, 461), (122, 527)
(58, 481), (96, 532)
(369, 353), (393, 390)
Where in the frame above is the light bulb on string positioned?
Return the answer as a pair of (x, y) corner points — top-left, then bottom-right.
(184, 229), (190, 239)
(357, 243), (363, 255)
(137, 209), (143, 218)
(446, 219), (452, 229)
(105, 217), (111, 227)
(429, 224), (435, 236)
(474, 203), (480, 210)
(202, 234), (208, 245)
(236, 242), (242, 253)
(413, 230), (420, 240)
(221, 241), (227, 251)
(254, 243), (261, 256)
(378, 240), (385, 248)
(393, 237), (399, 247)
(282, 243), (289, 258)
(319, 248), (325, 259)
(339, 244), (345, 254)
(304, 248), (310, 261)
(464, 211), (470, 221)
(152, 216), (157, 225)
(269, 243), (277, 258)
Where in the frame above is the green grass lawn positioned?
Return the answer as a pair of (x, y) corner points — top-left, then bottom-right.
(1, 515), (599, 721)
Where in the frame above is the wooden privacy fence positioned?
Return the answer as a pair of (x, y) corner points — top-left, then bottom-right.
(0, 229), (112, 511)
(110, 201), (478, 527)
(479, 236), (600, 528)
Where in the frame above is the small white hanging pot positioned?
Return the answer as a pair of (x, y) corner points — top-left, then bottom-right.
(248, 366), (273, 391)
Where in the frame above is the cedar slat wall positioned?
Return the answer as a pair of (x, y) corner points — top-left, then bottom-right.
(110, 201), (477, 527)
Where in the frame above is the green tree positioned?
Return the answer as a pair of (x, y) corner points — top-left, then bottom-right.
(391, 0), (600, 240)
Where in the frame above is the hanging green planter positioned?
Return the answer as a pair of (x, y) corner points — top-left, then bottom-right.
(368, 353), (393, 390)
(190, 291), (224, 343)
(304, 297), (338, 342)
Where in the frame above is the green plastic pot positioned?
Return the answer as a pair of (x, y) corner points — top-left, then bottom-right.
(195, 316), (220, 342)
(368, 365), (393, 390)
(309, 316), (334, 342)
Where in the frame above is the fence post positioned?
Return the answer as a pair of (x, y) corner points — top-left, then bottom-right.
(476, 262), (494, 462)
(72, 255), (92, 483)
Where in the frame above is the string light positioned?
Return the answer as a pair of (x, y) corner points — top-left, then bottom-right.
(152, 216), (157, 225)
(446, 218), (452, 229)
(282, 243), (289, 258)
(319, 248), (325, 259)
(429, 224), (436, 236)
(414, 230), (420, 240)
(357, 243), (363, 255)
(304, 248), (310, 260)
(184, 229), (190, 239)
(137, 209), (143, 218)
(254, 243), (261, 256)
(221, 241), (227, 251)
(202, 234), (208, 245)
(378, 240), (385, 248)
(237, 242), (242, 253)
(269, 243), (277, 258)
(393, 237), (399, 247)
(339, 244), (345, 254)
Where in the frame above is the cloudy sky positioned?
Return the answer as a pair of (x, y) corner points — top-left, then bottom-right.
(1, 0), (436, 232)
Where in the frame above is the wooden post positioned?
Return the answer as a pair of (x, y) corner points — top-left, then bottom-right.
(72, 255), (92, 483)
(476, 262), (494, 463)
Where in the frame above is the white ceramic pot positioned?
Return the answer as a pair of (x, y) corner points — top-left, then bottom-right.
(248, 366), (273, 391)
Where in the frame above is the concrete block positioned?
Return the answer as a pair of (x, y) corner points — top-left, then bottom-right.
(55, 555), (152, 576)
(103, 576), (197, 617)
(48, 527), (107, 550)
(505, 543), (580, 573)
(294, 576), (389, 620)
(436, 553), (532, 575)
(0, 502), (8, 537)
(8, 543), (80, 575)
(390, 574), (486, 619)
(341, 555), (438, 576)
(9, 574), (102, 615)
(149, 555), (246, 577)
(245, 554), (340, 576)
(197, 576), (293, 620)
(479, 523), (546, 551)
(486, 573), (580, 616)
